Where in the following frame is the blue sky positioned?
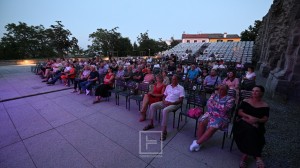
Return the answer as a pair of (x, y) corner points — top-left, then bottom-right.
(0, 0), (273, 49)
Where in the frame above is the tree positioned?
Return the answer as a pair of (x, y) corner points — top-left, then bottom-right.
(170, 37), (180, 48)
(137, 31), (168, 56)
(240, 20), (262, 41)
(0, 21), (78, 59)
(47, 21), (79, 57)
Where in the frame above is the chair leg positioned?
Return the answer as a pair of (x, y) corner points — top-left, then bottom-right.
(128, 98), (130, 110)
(138, 101), (141, 111)
(177, 114), (181, 130)
(230, 135), (235, 152)
(194, 120), (198, 137)
(222, 132), (226, 149)
(173, 111), (175, 128)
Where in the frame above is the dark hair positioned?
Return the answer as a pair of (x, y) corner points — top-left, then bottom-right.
(254, 85), (265, 93)
(226, 70), (236, 82)
(248, 66), (254, 71)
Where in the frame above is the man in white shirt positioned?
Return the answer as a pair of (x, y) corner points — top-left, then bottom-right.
(143, 75), (185, 141)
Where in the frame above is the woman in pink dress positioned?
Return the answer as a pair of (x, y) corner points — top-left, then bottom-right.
(223, 70), (239, 91)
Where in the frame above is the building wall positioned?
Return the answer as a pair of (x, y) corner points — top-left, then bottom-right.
(182, 38), (209, 43)
(209, 38), (240, 42)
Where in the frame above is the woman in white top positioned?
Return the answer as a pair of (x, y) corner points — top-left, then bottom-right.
(244, 67), (256, 80)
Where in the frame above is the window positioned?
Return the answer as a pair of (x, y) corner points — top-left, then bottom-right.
(194, 40), (197, 43)
(227, 40), (233, 42)
(217, 40), (223, 42)
(187, 40), (190, 43)
(202, 40), (206, 42)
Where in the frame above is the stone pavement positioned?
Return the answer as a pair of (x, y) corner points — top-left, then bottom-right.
(0, 65), (257, 168)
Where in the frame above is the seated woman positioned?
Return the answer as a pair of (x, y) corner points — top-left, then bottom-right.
(79, 65), (99, 95)
(72, 65), (90, 93)
(223, 70), (239, 99)
(61, 63), (76, 86)
(189, 84), (235, 152)
(142, 68), (155, 84)
(233, 85), (269, 168)
(241, 66), (256, 90)
(93, 67), (115, 104)
(139, 74), (165, 122)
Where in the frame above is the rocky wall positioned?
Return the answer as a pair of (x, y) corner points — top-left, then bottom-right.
(255, 0), (300, 103)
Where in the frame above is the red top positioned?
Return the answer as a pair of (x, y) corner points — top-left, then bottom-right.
(148, 84), (165, 104)
(104, 73), (114, 87)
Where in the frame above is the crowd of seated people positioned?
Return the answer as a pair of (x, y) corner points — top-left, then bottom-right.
(34, 56), (265, 167)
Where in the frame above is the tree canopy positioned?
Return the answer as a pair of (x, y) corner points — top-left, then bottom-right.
(0, 21), (79, 59)
(240, 20), (262, 41)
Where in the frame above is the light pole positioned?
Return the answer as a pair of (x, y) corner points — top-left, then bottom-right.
(148, 49), (150, 56)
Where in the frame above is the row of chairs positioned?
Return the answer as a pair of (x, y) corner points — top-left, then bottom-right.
(105, 77), (252, 150)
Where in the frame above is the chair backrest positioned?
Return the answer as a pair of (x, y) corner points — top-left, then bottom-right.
(138, 82), (149, 93)
(187, 92), (207, 108)
(227, 89), (237, 99)
(115, 79), (126, 89)
(239, 90), (252, 103)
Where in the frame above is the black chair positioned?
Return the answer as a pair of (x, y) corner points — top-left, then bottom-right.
(229, 90), (252, 151)
(220, 103), (236, 149)
(117, 81), (137, 109)
(177, 91), (207, 137)
(128, 82), (149, 111)
(109, 79), (126, 105)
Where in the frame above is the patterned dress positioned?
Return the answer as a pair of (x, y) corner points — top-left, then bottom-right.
(199, 94), (235, 130)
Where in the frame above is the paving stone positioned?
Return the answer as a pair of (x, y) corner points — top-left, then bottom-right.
(5, 104), (52, 139)
(0, 108), (21, 148)
(0, 142), (35, 168)
(56, 120), (147, 167)
(24, 129), (93, 168)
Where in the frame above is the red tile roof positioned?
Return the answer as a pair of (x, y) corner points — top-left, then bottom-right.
(182, 33), (240, 39)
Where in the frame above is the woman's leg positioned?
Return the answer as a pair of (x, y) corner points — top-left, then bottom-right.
(141, 94), (149, 113)
(139, 94), (149, 121)
(196, 127), (218, 145)
(74, 79), (79, 90)
(196, 118), (209, 138)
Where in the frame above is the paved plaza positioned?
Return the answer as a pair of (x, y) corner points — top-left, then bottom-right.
(0, 65), (260, 168)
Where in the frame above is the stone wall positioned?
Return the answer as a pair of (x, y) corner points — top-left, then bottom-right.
(255, 0), (300, 103)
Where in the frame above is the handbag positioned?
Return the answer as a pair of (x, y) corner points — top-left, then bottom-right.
(187, 107), (203, 118)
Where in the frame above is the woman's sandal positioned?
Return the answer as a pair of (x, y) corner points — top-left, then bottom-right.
(160, 131), (167, 141)
(139, 112), (146, 122)
(256, 159), (265, 168)
(143, 124), (154, 131)
(93, 100), (101, 104)
(239, 160), (247, 168)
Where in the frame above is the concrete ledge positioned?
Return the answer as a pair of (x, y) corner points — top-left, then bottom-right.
(0, 87), (72, 102)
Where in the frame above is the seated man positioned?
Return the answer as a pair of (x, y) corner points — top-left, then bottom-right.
(143, 75), (185, 141)
(190, 84), (235, 151)
(186, 64), (199, 82)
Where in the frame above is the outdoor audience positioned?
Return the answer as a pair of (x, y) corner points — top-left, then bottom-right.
(33, 56), (270, 167)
